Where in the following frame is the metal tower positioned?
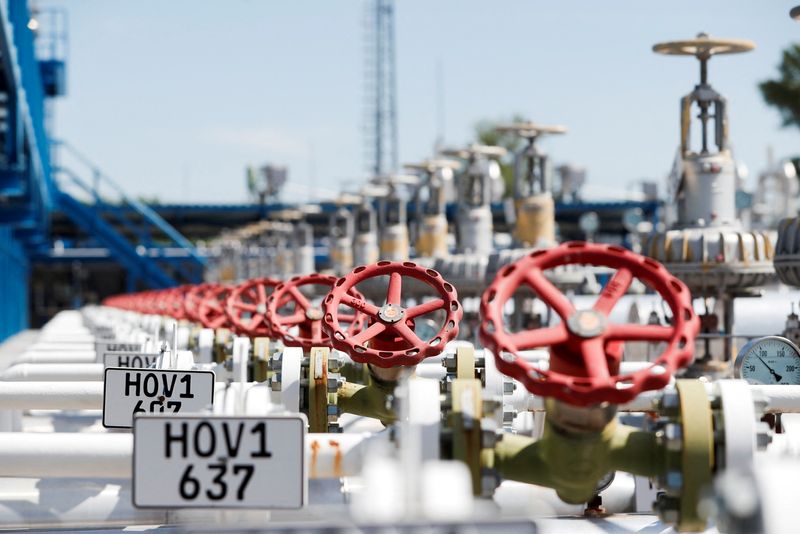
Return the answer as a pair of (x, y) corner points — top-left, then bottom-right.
(363, 0), (398, 176)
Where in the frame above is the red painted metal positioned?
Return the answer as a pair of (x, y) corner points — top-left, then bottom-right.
(323, 261), (462, 367)
(225, 277), (282, 337)
(267, 273), (367, 351)
(479, 242), (699, 406)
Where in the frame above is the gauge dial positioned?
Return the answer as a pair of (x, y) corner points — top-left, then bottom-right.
(734, 336), (800, 385)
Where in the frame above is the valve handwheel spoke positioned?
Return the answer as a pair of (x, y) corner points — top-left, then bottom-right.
(480, 242), (699, 406)
(267, 273), (367, 350)
(288, 285), (312, 310)
(605, 323), (674, 341)
(339, 293), (381, 316)
(592, 267), (633, 315)
(323, 261), (463, 367)
(507, 323), (569, 351)
(225, 277), (281, 337)
(350, 322), (387, 346)
(405, 298), (446, 320)
(386, 272), (403, 305)
(525, 269), (575, 320)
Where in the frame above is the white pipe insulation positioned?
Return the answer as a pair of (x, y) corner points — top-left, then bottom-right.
(0, 382), (104, 410)
(14, 352), (98, 364)
(0, 364), (104, 381)
(0, 431), (381, 480)
(0, 433), (133, 478)
(26, 342), (95, 351)
(0, 382), (257, 411)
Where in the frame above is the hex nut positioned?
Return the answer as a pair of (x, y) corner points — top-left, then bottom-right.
(664, 423), (683, 452)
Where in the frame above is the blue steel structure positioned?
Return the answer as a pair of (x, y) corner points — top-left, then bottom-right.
(0, 0), (57, 342)
(49, 141), (205, 290)
(0, 0), (204, 341)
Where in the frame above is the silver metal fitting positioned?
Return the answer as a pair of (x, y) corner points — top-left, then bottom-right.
(660, 390), (680, 413)
(327, 377), (342, 393)
(664, 423), (683, 452)
(270, 372), (282, 391)
(654, 493), (680, 525)
(480, 468), (499, 497)
(481, 428), (500, 449)
(327, 423), (342, 433)
(755, 422), (773, 450)
(665, 470), (683, 491)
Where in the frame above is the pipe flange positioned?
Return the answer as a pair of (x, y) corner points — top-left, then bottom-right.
(645, 227), (776, 295)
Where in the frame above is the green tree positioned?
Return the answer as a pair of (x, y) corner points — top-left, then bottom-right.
(760, 44), (800, 129)
(474, 113), (527, 196)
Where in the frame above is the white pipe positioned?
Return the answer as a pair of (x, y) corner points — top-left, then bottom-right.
(23, 345), (95, 354)
(0, 382), (265, 411)
(0, 433), (133, 478)
(14, 352), (97, 364)
(752, 385), (800, 414)
(0, 431), (377, 479)
(33, 336), (94, 341)
(308, 432), (388, 479)
(0, 382), (104, 410)
(0, 364), (104, 381)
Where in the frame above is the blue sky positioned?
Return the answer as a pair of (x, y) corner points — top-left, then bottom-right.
(42, 0), (800, 204)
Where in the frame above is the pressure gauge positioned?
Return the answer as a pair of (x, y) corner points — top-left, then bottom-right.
(734, 336), (800, 385)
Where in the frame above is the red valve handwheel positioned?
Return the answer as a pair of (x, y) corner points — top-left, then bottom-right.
(267, 273), (367, 351)
(479, 242), (699, 406)
(159, 289), (181, 317)
(184, 284), (213, 323)
(152, 290), (169, 315)
(196, 284), (233, 329)
(166, 286), (191, 320)
(225, 277), (282, 337)
(143, 291), (159, 315)
(323, 261), (462, 367)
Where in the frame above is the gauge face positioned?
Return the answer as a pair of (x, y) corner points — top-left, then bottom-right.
(735, 336), (800, 385)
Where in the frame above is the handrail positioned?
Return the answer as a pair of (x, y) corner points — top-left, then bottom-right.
(52, 140), (205, 266)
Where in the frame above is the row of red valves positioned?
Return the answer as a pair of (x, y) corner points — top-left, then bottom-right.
(103, 242), (700, 406)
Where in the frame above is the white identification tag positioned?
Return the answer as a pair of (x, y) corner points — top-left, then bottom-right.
(133, 414), (307, 509)
(102, 368), (215, 428)
(103, 352), (160, 368)
(95, 341), (143, 362)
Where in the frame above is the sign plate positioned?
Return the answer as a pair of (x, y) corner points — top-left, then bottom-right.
(134, 415), (306, 509)
(95, 341), (143, 362)
(103, 352), (160, 368)
(103, 368), (215, 429)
